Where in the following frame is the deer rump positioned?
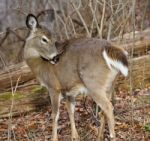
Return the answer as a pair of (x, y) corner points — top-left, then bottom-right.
(55, 38), (128, 77)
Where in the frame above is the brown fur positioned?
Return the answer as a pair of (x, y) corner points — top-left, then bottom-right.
(104, 44), (128, 67)
(24, 14), (128, 141)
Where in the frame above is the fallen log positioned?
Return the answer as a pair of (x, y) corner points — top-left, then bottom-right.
(0, 85), (84, 118)
(0, 86), (50, 118)
(112, 29), (150, 57)
(117, 55), (150, 89)
(0, 62), (34, 92)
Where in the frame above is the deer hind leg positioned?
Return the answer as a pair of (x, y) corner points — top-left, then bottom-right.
(97, 96), (113, 141)
(49, 90), (61, 141)
(97, 112), (105, 141)
(81, 76), (116, 141)
(92, 91), (116, 141)
(66, 96), (80, 141)
(97, 81), (116, 141)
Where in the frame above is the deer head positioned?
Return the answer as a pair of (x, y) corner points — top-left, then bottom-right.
(25, 13), (59, 64)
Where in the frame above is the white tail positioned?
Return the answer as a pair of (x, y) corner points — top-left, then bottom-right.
(103, 50), (128, 76)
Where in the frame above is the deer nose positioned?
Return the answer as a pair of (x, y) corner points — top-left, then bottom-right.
(50, 55), (59, 64)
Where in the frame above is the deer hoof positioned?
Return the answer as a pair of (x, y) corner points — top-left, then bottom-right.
(72, 135), (80, 141)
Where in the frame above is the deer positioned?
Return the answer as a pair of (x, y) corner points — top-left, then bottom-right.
(24, 13), (128, 141)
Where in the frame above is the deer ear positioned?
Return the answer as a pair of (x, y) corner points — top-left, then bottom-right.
(26, 14), (38, 30)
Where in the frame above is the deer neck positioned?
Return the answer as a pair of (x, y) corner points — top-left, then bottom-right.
(26, 57), (61, 90)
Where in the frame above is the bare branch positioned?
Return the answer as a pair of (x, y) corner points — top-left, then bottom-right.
(70, 0), (91, 37)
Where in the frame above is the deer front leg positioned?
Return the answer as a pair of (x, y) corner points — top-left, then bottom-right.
(66, 96), (80, 141)
(49, 90), (61, 141)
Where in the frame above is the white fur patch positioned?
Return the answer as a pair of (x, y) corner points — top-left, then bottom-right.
(41, 36), (49, 44)
(102, 50), (128, 77)
(66, 85), (88, 97)
(124, 50), (128, 56)
(49, 53), (57, 59)
(110, 133), (114, 139)
(50, 60), (56, 64)
(28, 16), (37, 29)
(78, 86), (88, 95)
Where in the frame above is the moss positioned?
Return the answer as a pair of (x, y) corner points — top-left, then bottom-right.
(0, 92), (24, 100)
(31, 86), (47, 94)
(144, 124), (150, 132)
(0, 86), (47, 101)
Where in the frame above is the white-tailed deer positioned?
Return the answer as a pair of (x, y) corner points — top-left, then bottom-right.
(24, 14), (128, 141)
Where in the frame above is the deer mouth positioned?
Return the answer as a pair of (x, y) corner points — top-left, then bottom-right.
(41, 55), (59, 64)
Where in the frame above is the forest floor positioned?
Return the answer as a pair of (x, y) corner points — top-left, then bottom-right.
(0, 86), (150, 141)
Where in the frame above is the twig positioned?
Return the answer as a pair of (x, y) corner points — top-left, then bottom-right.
(68, 16), (77, 37)
(7, 76), (21, 141)
(100, 0), (106, 39)
(0, 28), (10, 47)
(128, 0), (136, 140)
(11, 8), (26, 16)
(8, 28), (25, 42)
(89, 0), (101, 37)
(0, 27), (25, 48)
(56, 14), (69, 39)
(141, 0), (149, 30)
(83, 96), (100, 126)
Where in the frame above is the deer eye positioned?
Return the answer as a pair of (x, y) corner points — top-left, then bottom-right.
(41, 36), (49, 44)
